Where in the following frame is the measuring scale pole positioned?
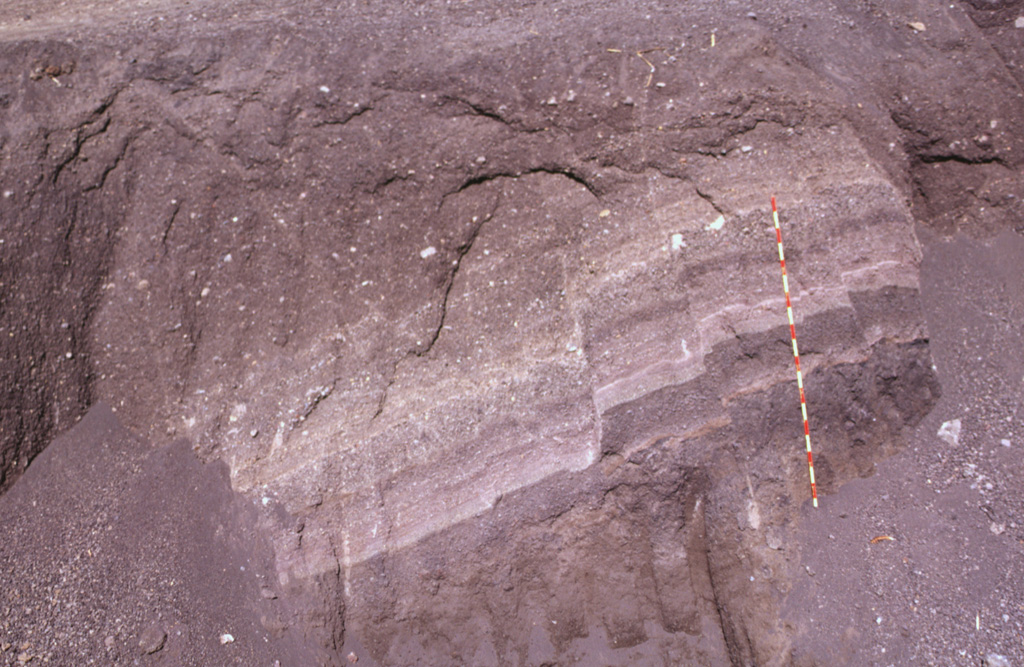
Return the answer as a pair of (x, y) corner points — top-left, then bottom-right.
(771, 196), (819, 508)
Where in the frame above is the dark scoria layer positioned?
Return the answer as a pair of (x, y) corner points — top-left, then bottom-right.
(1, 0), (1022, 664)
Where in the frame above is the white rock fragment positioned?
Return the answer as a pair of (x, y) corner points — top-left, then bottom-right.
(223, 253), (232, 263)
(706, 215), (725, 231)
(985, 654), (1011, 667)
(229, 403), (246, 423)
(419, 246), (437, 259)
(908, 21), (926, 32)
(2, 190), (12, 198)
(741, 145), (753, 153)
(219, 634), (234, 645)
(1001, 439), (1011, 447)
(937, 419), (961, 446)
(201, 286), (211, 298)
(990, 522), (1006, 536)
(671, 233), (685, 250)
(319, 85), (330, 93)
(1015, 16), (1024, 29)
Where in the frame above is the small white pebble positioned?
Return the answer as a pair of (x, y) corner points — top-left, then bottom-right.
(219, 633), (234, 644)
(319, 85), (330, 93)
(1015, 16), (1024, 28)
(420, 246), (437, 259)
(741, 145), (753, 153)
(876, 616), (883, 625)
(223, 253), (232, 263)
(262, 497), (270, 506)
(201, 286), (211, 298)
(706, 215), (725, 231)
(1001, 439), (1011, 447)
(671, 233), (685, 250)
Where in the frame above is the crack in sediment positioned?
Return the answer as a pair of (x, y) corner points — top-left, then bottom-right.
(311, 97), (379, 128)
(889, 109), (1009, 169)
(81, 131), (133, 193)
(417, 203), (495, 358)
(694, 184), (727, 217)
(160, 200), (182, 254)
(916, 152), (1008, 167)
(442, 166), (600, 205)
(371, 374), (394, 420)
(50, 87), (125, 185)
(701, 499), (744, 667)
(373, 166), (598, 420)
(372, 165), (599, 420)
(372, 188), (500, 420)
(437, 94), (547, 134)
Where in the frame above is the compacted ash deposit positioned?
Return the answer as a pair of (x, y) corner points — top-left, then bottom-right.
(1, 1), (1023, 665)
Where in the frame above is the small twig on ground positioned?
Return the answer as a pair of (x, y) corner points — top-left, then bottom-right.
(606, 47), (666, 87)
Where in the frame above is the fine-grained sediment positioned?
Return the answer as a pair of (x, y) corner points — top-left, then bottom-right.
(2, 0), (1021, 664)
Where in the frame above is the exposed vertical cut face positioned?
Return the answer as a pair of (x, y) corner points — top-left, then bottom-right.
(3, 0), (1023, 663)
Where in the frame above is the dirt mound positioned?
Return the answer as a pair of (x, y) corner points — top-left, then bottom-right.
(0, 403), (324, 664)
(1, 0), (1022, 665)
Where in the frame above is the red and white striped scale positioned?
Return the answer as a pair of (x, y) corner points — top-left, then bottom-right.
(771, 196), (819, 508)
